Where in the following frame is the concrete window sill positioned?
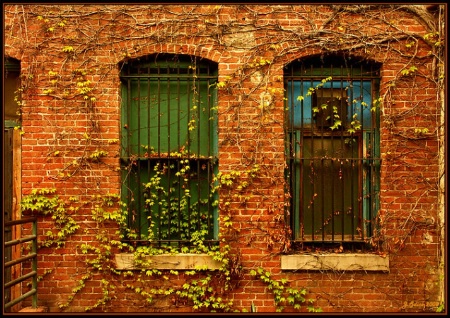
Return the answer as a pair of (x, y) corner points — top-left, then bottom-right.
(281, 253), (389, 272)
(114, 253), (222, 270)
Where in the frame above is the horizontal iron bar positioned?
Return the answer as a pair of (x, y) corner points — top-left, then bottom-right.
(120, 75), (216, 79)
(123, 239), (219, 243)
(4, 217), (37, 227)
(4, 235), (37, 248)
(4, 270), (37, 289)
(4, 289), (37, 310)
(284, 76), (380, 80)
(4, 253), (37, 269)
(290, 157), (381, 160)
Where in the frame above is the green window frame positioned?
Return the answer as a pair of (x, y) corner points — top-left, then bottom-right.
(284, 55), (381, 249)
(120, 54), (219, 248)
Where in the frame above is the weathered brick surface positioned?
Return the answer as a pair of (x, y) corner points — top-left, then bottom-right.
(4, 4), (444, 313)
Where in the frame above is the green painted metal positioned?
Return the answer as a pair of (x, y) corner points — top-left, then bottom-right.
(285, 57), (381, 245)
(3, 217), (38, 310)
(120, 55), (218, 245)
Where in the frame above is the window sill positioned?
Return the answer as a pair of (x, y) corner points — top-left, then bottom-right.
(114, 253), (222, 270)
(281, 253), (389, 272)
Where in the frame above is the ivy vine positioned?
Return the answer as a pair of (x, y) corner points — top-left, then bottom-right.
(7, 3), (444, 313)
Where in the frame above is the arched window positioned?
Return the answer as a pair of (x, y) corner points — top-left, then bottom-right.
(284, 54), (381, 249)
(120, 54), (219, 247)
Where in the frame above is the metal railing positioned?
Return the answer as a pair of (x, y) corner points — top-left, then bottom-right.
(4, 217), (38, 311)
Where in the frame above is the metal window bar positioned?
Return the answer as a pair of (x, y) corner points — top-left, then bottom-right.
(4, 217), (38, 310)
(120, 55), (218, 247)
(285, 57), (381, 249)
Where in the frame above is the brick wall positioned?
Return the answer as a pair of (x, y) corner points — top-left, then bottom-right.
(3, 4), (444, 313)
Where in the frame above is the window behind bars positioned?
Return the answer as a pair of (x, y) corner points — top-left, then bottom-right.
(120, 54), (219, 247)
(284, 55), (381, 249)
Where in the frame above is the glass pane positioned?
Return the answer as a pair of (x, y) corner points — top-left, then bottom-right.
(287, 81), (373, 131)
(299, 137), (361, 241)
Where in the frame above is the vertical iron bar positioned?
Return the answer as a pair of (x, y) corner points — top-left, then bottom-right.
(126, 77), (133, 235)
(356, 69), (363, 243)
(186, 64), (192, 241)
(210, 71), (219, 241)
(146, 64), (152, 241)
(194, 72), (200, 234)
(330, 74), (335, 242)
(319, 76), (325, 242)
(340, 68), (346, 242)
(176, 64), (181, 244)
(167, 64), (173, 243)
(157, 65), (162, 244)
(298, 77), (304, 242)
(206, 73), (211, 238)
(31, 218), (37, 308)
(343, 68), (348, 242)
(136, 69), (142, 240)
(292, 78), (297, 240)
(347, 69), (353, 242)
(309, 68), (315, 241)
(194, 64), (200, 237)
(207, 68), (212, 239)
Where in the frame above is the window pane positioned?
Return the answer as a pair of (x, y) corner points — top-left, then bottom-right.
(287, 81), (373, 130)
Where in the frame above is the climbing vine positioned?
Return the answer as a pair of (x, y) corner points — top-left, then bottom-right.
(5, 3), (445, 313)
(250, 267), (322, 312)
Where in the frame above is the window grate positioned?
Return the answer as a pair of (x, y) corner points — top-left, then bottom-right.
(284, 55), (381, 247)
(120, 54), (218, 247)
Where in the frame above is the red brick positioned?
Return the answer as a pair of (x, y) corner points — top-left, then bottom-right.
(4, 3), (443, 314)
